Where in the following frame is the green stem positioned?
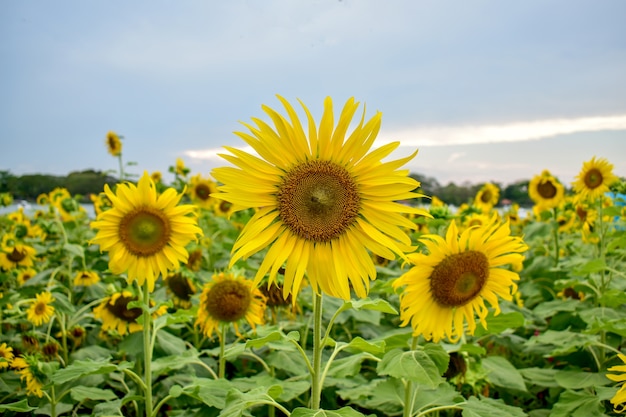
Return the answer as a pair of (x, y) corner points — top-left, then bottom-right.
(415, 404), (464, 417)
(403, 337), (419, 417)
(118, 154), (125, 182)
(219, 323), (227, 379)
(310, 292), (324, 410)
(50, 385), (57, 417)
(552, 207), (560, 267)
(58, 312), (69, 366)
(142, 281), (153, 417)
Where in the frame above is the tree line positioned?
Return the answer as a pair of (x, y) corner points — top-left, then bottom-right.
(1, 169), (535, 207)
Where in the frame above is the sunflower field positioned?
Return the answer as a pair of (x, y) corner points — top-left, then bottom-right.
(1, 97), (625, 417)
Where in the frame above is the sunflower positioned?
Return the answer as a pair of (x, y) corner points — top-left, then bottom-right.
(529, 170), (565, 211)
(0, 343), (14, 369)
(11, 355), (45, 397)
(175, 158), (188, 177)
(212, 200), (237, 218)
(93, 291), (166, 336)
(195, 272), (266, 338)
(151, 171), (163, 183)
(0, 243), (37, 271)
(165, 272), (196, 309)
(90, 192), (113, 216)
(26, 292), (55, 327)
(393, 215), (528, 343)
(17, 267), (38, 285)
(73, 270), (100, 286)
(573, 157), (618, 201)
(188, 174), (218, 209)
(474, 183), (500, 213)
(106, 131), (122, 156)
(607, 353), (626, 414)
(36, 193), (49, 205)
(90, 171), (203, 292)
(211, 96), (429, 300)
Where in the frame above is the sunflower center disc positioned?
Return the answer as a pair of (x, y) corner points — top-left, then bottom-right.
(205, 280), (251, 322)
(195, 184), (211, 200)
(34, 302), (47, 315)
(278, 160), (360, 242)
(107, 295), (142, 322)
(119, 207), (171, 256)
(430, 250), (490, 307)
(480, 190), (492, 203)
(8, 248), (26, 262)
(168, 274), (194, 301)
(584, 168), (603, 189)
(538, 180), (557, 198)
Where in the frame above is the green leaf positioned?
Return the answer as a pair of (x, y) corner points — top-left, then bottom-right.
(553, 370), (611, 389)
(219, 386), (282, 417)
(599, 289), (626, 308)
(482, 356), (527, 392)
(153, 308), (195, 331)
(155, 329), (186, 355)
(232, 375), (310, 402)
(348, 298), (398, 315)
(52, 358), (131, 384)
(169, 385), (184, 398)
(93, 399), (123, 416)
(525, 330), (600, 357)
(151, 350), (200, 377)
(267, 349), (310, 376)
(377, 347), (446, 388)
(187, 377), (233, 409)
(519, 368), (560, 388)
(0, 399), (37, 412)
(461, 396), (527, 417)
(460, 343), (487, 356)
(63, 242), (85, 258)
(474, 311), (525, 336)
(341, 337), (386, 355)
(245, 330), (284, 349)
(291, 406), (369, 417)
(550, 389), (605, 417)
(71, 386), (117, 402)
(574, 258), (607, 275)
(328, 352), (377, 379)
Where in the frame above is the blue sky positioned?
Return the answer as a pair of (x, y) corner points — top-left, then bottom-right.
(1, 0), (625, 186)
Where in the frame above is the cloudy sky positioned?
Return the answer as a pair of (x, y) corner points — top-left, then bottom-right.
(1, 0), (625, 187)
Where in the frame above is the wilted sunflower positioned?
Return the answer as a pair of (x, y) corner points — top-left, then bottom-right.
(393, 215), (528, 343)
(188, 174), (218, 209)
(165, 272), (196, 309)
(529, 170), (565, 211)
(17, 268), (38, 285)
(93, 291), (166, 336)
(211, 96), (429, 300)
(73, 270), (100, 286)
(106, 131), (122, 156)
(0, 343), (14, 368)
(195, 272), (266, 338)
(607, 353), (626, 414)
(90, 172), (203, 292)
(0, 243), (37, 271)
(573, 157), (618, 201)
(26, 292), (55, 327)
(474, 183), (500, 213)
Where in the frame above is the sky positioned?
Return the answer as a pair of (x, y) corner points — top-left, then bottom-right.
(1, 0), (625, 187)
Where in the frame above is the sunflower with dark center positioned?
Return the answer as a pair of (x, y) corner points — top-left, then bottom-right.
(165, 273), (196, 309)
(188, 174), (218, 209)
(73, 270), (100, 287)
(195, 272), (266, 338)
(26, 292), (55, 327)
(186, 248), (203, 271)
(90, 171), (203, 292)
(393, 215), (528, 343)
(105, 131), (122, 156)
(17, 268), (38, 285)
(211, 96), (430, 300)
(12, 354), (45, 397)
(0, 343), (14, 369)
(529, 170), (565, 211)
(93, 291), (166, 336)
(573, 156), (618, 201)
(607, 353), (626, 414)
(473, 183), (500, 214)
(0, 243), (37, 271)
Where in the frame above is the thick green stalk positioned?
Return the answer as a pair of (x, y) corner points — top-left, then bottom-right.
(403, 337), (419, 417)
(219, 323), (227, 379)
(310, 292), (324, 409)
(142, 281), (153, 417)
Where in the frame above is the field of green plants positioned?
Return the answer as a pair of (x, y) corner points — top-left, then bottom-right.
(1, 99), (625, 417)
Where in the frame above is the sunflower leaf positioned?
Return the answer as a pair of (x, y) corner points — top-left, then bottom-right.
(482, 356), (528, 392)
(0, 400), (37, 412)
(348, 298), (398, 315)
(51, 358), (132, 384)
(70, 386), (117, 402)
(549, 389), (605, 417)
(377, 347), (446, 388)
(460, 396), (527, 417)
(291, 406), (369, 417)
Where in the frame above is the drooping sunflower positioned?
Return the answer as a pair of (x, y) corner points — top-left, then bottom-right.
(165, 272), (196, 309)
(195, 272), (266, 338)
(211, 96), (429, 300)
(393, 215), (528, 343)
(106, 131), (123, 156)
(90, 192), (113, 216)
(93, 291), (166, 336)
(529, 170), (565, 211)
(26, 292), (55, 327)
(0, 343), (14, 369)
(90, 172), (203, 292)
(0, 243), (37, 271)
(17, 267), (38, 285)
(607, 353), (626, 414)
(73, 270), (100, 286)
(474, 183), (500, 213)
(11, 355), (45, 397)
(573, 157), (618, 201)
(188, 174), (218, 209)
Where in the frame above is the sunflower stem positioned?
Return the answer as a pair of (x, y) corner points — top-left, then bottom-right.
(118, 153), (125, 182)
(310, 292), (324, 410)
(403, 336), (419, 417)
(142, 280), (153, 417)
(552, 207), (560, 267)
(219, 323), (227, 379)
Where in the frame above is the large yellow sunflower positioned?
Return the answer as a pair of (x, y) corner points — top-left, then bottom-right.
(528, 170), (565, 211)
(607, 353), (626, 414)
(90, 172), (203, 292)
(195, 272), (266, 338)
(106, 131), (122, 156)
(211, 96), (429, 300)
(26, 292), (55, 327)
(393, 215), (528, 343)
(573, 157), (618, 201)
(93, 291), (166, 336)
(0, 243), (37, 271)
(474, 183), (500, 213)
(188, 174), (218, 209)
